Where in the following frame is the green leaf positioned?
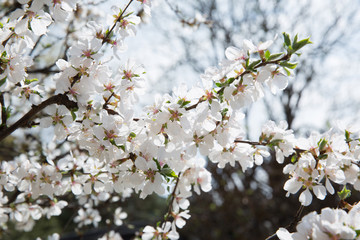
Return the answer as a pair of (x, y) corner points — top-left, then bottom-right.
(1, 51), (7, 58)
(109, 139), (117, 146)
(123, 11), (134, 19)
(71, 109), (77, 121)
(32, 90), (43, 98)
(318, 154), (328, 160)
(227, 77), (236, 85)
(283, 67), (291, 76)
(164, 134), (169, 145)
(268, 139), (283, 148)
(283, 32), (291, 47)
(264, 50), (270, 60)
(221, 108), (228, 118)
(5, 106), (11, 120)
(345, 130), (352, 142)
(160, 167), (178, 178)
(337, 185), (351, 200)
(279, 61), (298, 69)
(42, 43), (52, 49)
(24, 78), (38, 85)
(153, 158), (161, 170)
(267, 53), (283, 61)
(216, 86), (225, 95)
(0, 77), (6, 87)
(318, 138), (328, 152)
(177, 99), (191, 108)
(293, 34), (298, 45)
(293, 38), (312, 51)
(246, 59), (261, 71)
(245, 58), (250, 68)
(129, 132), (136, 138)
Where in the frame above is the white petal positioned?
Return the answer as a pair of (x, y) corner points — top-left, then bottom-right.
(325, 178), (334, 195)
(15, 18), (28, 35)
(276, 228), (293, 240)
(225, 46), (243, 61)
(56, 59), (70, 70)
(243, 39), (256, 53)
(273, 74), (288, 90)
(257, 69), (271, 83)
(71, 183), (82, 195)
(31, 18), (47, 35)
(283, 178), (302, 194)
(39, 117), (52, 128)
(254, 154), (263, 165)
(203, 118), (216, 132)
(313, 185), (326, 200)
(175, 218), (186, 228)
(258, 40), (273, 51)
(94, 181), (105, 192)
(299, 189), (312, 206)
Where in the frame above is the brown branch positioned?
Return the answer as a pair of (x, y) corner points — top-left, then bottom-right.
(234, 139), (266, 146)
(103, 92), (115, 110)
(184, 99), (205, 111)
(27, 67), (59, 74)
(0, 94), (77, 142)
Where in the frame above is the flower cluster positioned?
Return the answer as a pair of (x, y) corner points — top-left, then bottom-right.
(0, 0), (358, 240)
(277, 202), (360, 240)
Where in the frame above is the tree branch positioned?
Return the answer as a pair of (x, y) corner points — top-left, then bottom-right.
(0, 94), (77, 142)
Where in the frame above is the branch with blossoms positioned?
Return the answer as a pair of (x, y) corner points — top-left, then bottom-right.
(0, 93), (77, 142)
(0, 0), (137, 142)
(0, 0), (359, 240)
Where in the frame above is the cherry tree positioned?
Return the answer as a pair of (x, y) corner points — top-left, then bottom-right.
(0, 1), (359, 240)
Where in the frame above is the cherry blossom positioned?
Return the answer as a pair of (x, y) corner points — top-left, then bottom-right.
(277, 202), (360, 240)
(0, 1), (356, 239)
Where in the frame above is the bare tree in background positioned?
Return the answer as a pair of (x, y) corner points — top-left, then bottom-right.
(145, 0), (360, 239)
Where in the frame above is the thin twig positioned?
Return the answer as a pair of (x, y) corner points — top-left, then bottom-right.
(29, 35), (44, 57)
(286, 205), (304, 230)
(102, 0), (134, 44)
(234, 139), (266, 146)
(264, 232), (278, 240)
(164, 173), (182, 222)
(265, 205), (304, 240)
